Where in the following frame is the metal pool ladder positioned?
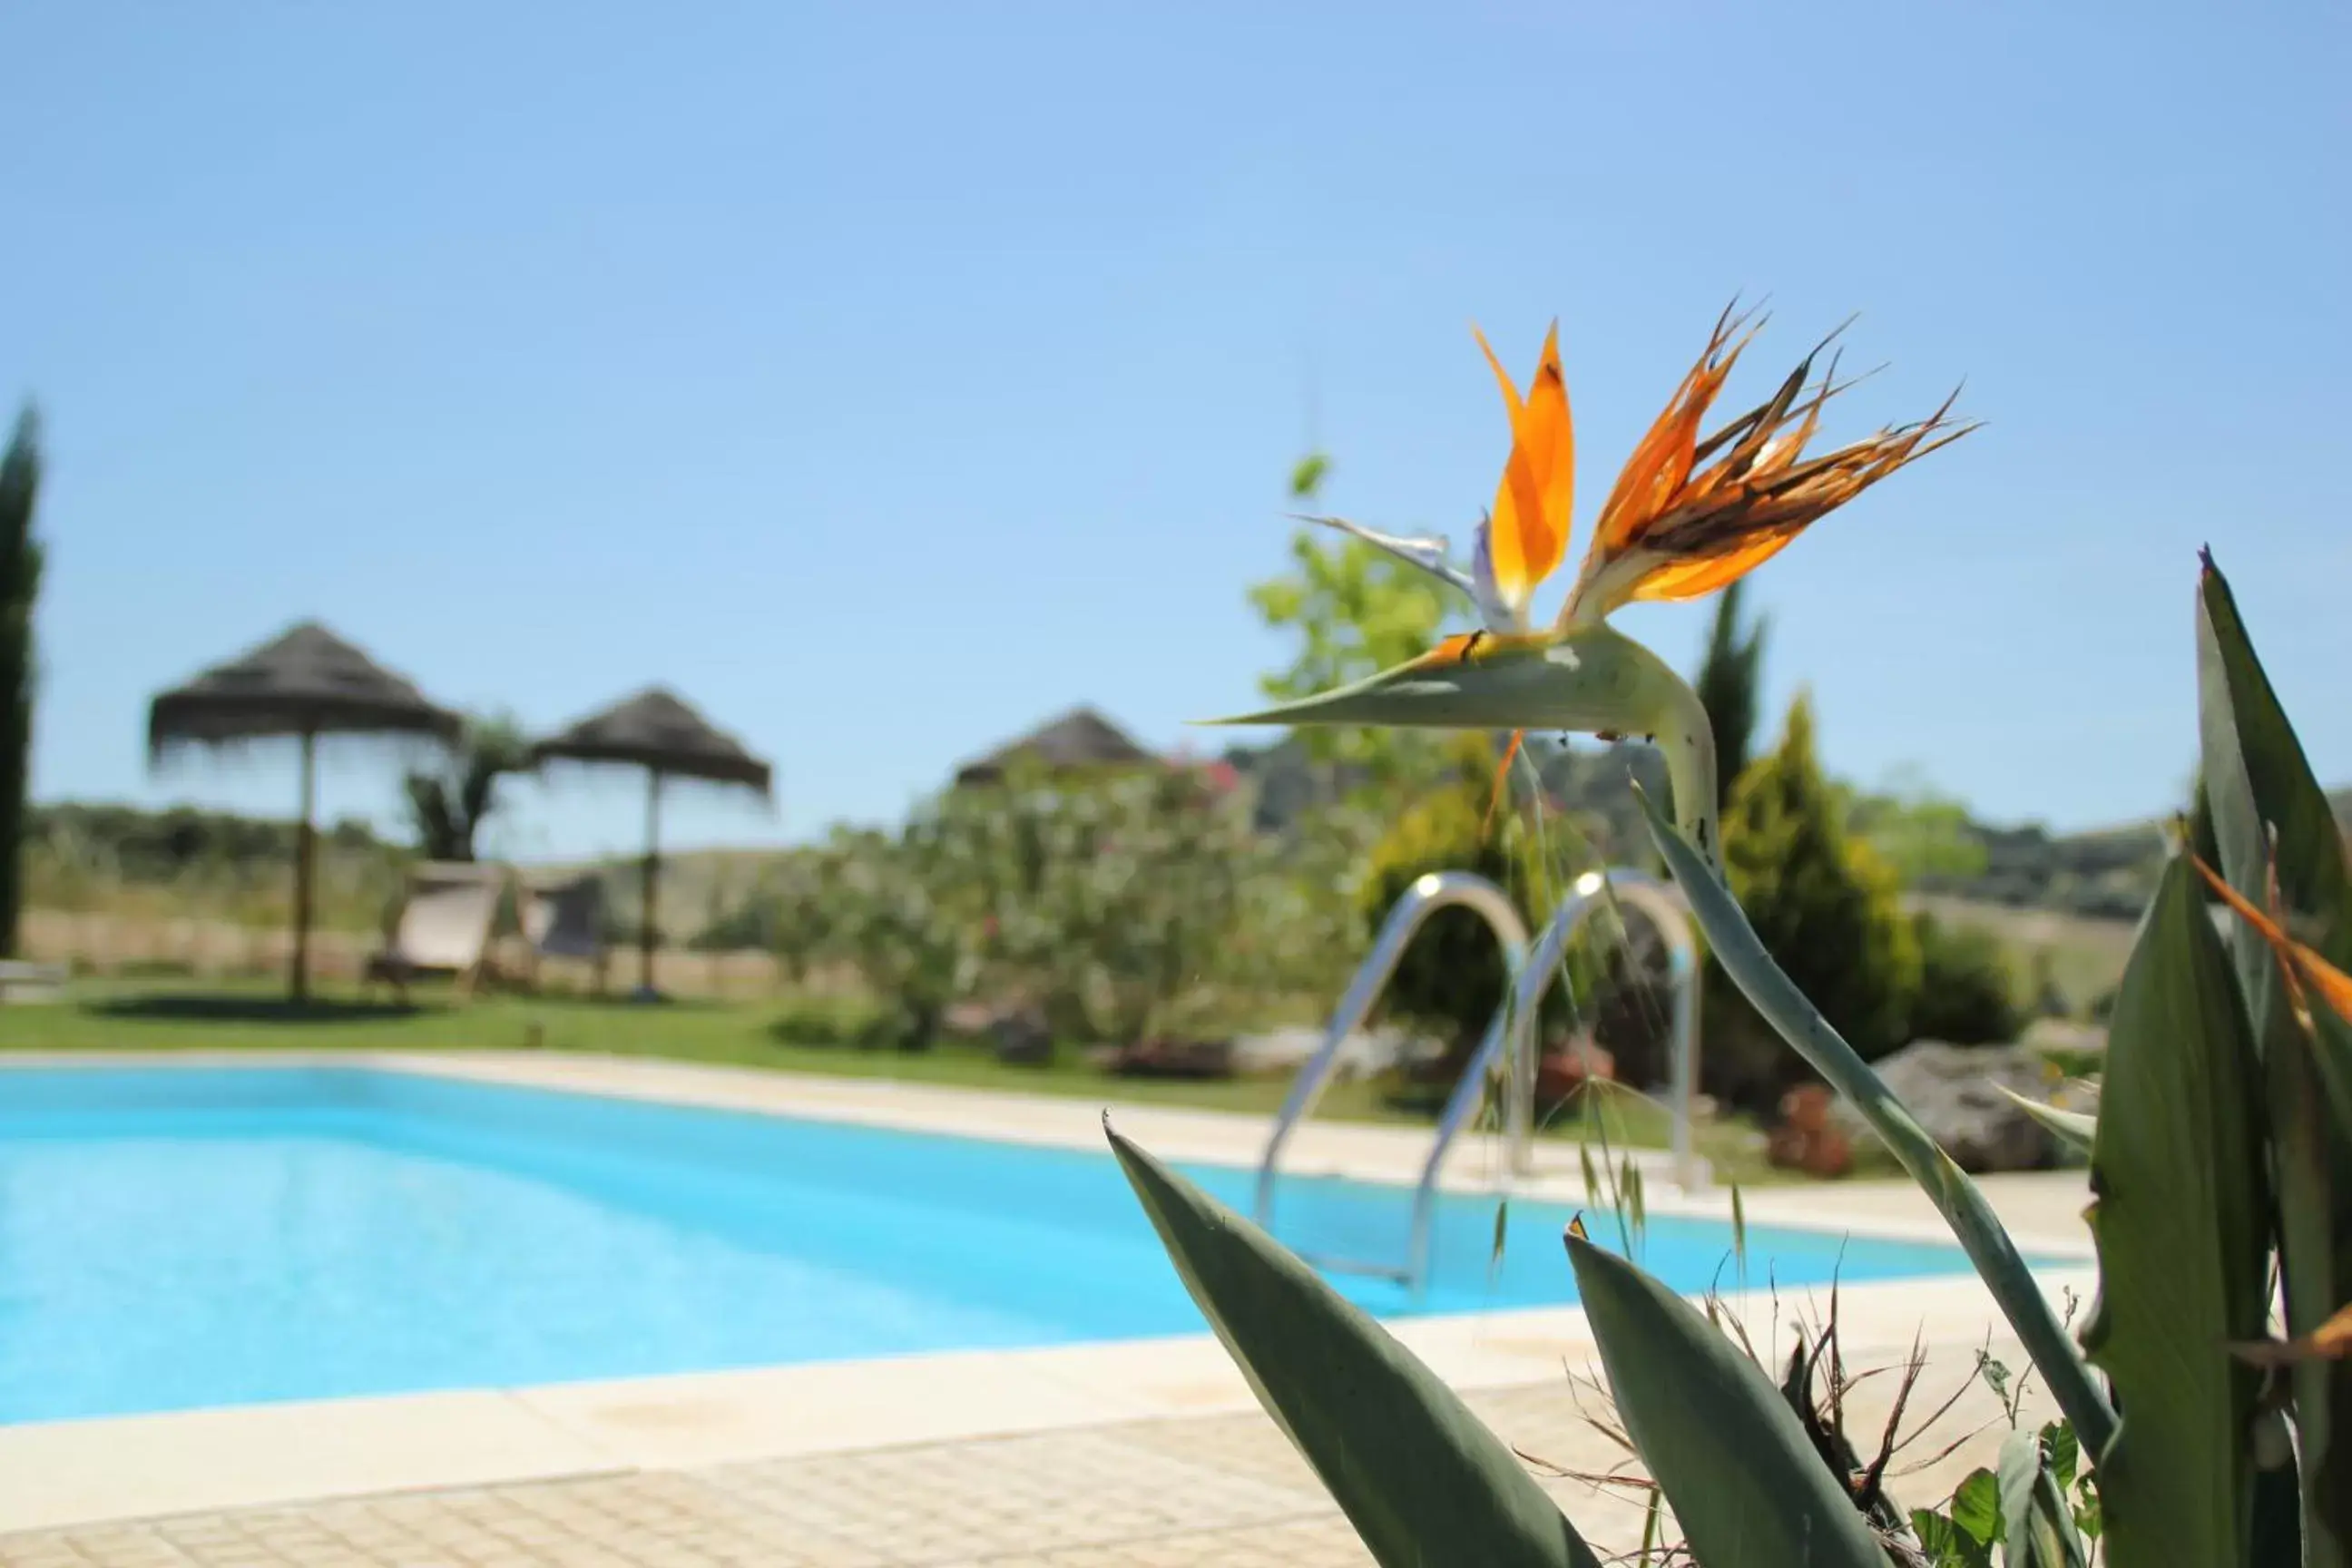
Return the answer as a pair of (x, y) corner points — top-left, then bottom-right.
(1252, 866), (1704, 1293)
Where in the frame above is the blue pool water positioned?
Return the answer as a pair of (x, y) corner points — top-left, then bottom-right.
(0, 1066), (1989, 1424)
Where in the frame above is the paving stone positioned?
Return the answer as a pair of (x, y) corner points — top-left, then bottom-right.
(0, 1335), (2047, 1568)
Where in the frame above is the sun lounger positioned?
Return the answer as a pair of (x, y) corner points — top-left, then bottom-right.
(521, 871), (610, 995)
(364, 862), (511, 999)
(0, 961), (66, 1004)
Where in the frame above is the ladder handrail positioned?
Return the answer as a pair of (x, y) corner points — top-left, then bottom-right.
(1251, 871), (1531, 1233)
(1254, 865), (1705, 1295)
(1399, 866), (1704, 1289)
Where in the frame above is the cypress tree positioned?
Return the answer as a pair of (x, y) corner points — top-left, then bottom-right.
(0, 407), (44, 957)
(1691, 577), (1767, 807)
(1712, 693), (1922, 1083)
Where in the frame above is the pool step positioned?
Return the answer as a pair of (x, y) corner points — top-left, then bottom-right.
(1298, 1250), (1413, 1285)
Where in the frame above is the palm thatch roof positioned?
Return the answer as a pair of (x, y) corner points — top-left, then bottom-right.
(953, 706), (1158, 788)
(529, 687), (772, 794)
(147, 621), (462, 760)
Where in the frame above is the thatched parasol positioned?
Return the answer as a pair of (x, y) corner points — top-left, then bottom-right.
(528, 687), (773, 995)
(951, 705), (1156, 788)
(147, 620), (462, 1002)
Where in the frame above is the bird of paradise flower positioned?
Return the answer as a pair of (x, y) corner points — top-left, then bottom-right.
(1209, 303), (1973, 867)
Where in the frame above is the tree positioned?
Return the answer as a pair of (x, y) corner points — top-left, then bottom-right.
(0, 407), (42, 956)
(1247, 495), (1452, 796)
(1709, 693), (1922, 1102)
(402, 713), (530, 862)
(1690, 577), (1766, 808)
(1843, 766), (1989, 885)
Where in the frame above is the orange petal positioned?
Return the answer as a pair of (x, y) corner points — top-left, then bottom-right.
(1591, 378), (1700, 552)
(1473, 323), (1526, 422)
(1517, 324), (1573, 586)
(1627, 528), (1808, 603)
(1474, 327), (1559, 610)
(2190, 856), (2352, 1024)
(1589, 316), (1747, 555)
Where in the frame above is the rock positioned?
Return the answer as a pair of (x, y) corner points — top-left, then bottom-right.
(2021, 1017), (2107, 1057)
(1832, 1040), (2079, 1173)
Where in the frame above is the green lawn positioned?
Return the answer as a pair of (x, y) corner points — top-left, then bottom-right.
(0, 976), (1804, 1182)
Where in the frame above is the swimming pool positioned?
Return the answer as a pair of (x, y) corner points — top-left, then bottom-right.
(0, 1065), (1988, 1425)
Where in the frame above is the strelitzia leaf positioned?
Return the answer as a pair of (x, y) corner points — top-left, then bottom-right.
(1994, 1085), (2096, 1155)
(2081, 854), (2266, 1568)
(1951, 1467), (2001, 1546)
(2043, 1421), (2079, 1491)
(1912, 1508), (1993, 1568)
(2197, 550), (2352, 1564)
(1564, 1230), (1887, 1568)
(1106, 1122), (1602, 1568)
(1641, 787), (2119, 1457)
(2191, 853), (2352, 1138)
(1998, 1428), (2089, 1568)
(1208, 621), (1722, 866)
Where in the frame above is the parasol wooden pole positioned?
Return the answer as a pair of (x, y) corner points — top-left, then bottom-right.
(290, 728), (317, 1004)
(640, 768), (662, 995)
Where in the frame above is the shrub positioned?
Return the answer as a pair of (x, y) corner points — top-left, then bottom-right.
(1906, 912), (2023, 1044)
(925, 760), (1270, 1044)
(804, 825), (975, 1050)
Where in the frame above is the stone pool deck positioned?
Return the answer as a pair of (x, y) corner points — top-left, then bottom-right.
(0, 1349), (2072, 1567)
(0, 1051), (2096, 1563)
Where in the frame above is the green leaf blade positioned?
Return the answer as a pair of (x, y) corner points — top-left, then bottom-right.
(1994, 1085), (2097, 1155)
(2196, 552), (2352, 1565)
(1998, 1429), (2088, 1568)
(1640, 788), (2117, 1456)
(1912, 1508), (1994, 1568)
(1106, 1123), (1602, 1568)
(1565, 1232), (1887, 1568)
(2080, 854), (2268, 1566)
(1950, 1467), (2001, 1546)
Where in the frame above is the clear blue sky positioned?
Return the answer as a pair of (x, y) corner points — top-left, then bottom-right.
(5, 1), (2347, 860)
